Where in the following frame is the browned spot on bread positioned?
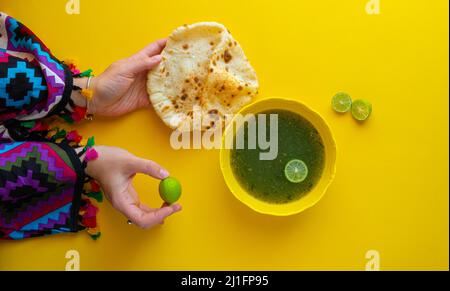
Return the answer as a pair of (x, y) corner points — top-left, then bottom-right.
(194, 77), (200, 83)
(228, 42), (233, 47)
(182, 44), (189, 50)
(209, 68), (214, 73)
(181, 94), (188, 101)
(162, 106), (170, 113)
(195, 96), (200, 100)
(208, 109), (219, 115)
(185, 79), (190, 83)
(212, 60), (217, 66)
(238, 86), (243, 91)
(210, 41), (215, 46)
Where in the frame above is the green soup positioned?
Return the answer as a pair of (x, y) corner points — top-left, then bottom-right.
(230, 109), (325, 204)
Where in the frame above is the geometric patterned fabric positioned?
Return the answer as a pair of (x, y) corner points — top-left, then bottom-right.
(0, 12), (101, 241)
(0, 141), (82, 240)
(0, 11), (73, 139)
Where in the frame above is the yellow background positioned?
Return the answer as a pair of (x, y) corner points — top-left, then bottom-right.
(0, 0), (448, 270)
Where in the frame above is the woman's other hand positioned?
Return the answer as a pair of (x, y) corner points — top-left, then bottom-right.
(84, 145), (182, 229)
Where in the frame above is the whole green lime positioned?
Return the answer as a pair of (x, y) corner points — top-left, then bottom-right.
(159, 177), (182, 204)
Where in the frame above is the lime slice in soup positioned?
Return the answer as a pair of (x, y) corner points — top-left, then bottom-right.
(284, 159), (308, 183)
(351, 99), (372, 121)
(332, 92), (352, 113)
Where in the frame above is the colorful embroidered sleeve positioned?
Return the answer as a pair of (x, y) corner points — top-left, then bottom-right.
(0, 12), (102, 240)
(1, 141), (81, 239)
(0, 12), (87, 141)
(0, 140), (102, 240)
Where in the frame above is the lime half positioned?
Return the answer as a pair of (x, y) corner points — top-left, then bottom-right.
(284, 159), (308, 183)
(351, 99), (372, 121)
(332, 92), (352, 113)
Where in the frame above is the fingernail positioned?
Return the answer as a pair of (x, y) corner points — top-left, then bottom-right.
(159, 168), (169, 178)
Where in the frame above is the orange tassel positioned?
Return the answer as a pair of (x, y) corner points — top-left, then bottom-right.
(81, 88), (93, 100)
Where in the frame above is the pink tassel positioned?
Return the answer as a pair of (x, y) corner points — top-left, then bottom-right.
(84, 148), (98, 162)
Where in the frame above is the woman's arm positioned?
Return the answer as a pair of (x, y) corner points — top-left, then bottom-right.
(1, 11), (165, 138)
(0, 140), (92, 240)
(0, 12), (180, 240)
(0, 141), (181, 240)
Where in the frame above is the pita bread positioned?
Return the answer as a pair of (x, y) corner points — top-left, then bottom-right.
(147, 22), (259, 130)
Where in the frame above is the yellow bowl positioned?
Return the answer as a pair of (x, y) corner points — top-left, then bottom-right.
(220, 97), (337, 216)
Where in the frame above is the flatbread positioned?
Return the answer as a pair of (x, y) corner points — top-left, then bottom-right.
(147, 22), (259, 130)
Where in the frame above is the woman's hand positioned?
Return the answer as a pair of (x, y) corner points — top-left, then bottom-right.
(84, 145), (182, 229)
(88, 39), (167, 117)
